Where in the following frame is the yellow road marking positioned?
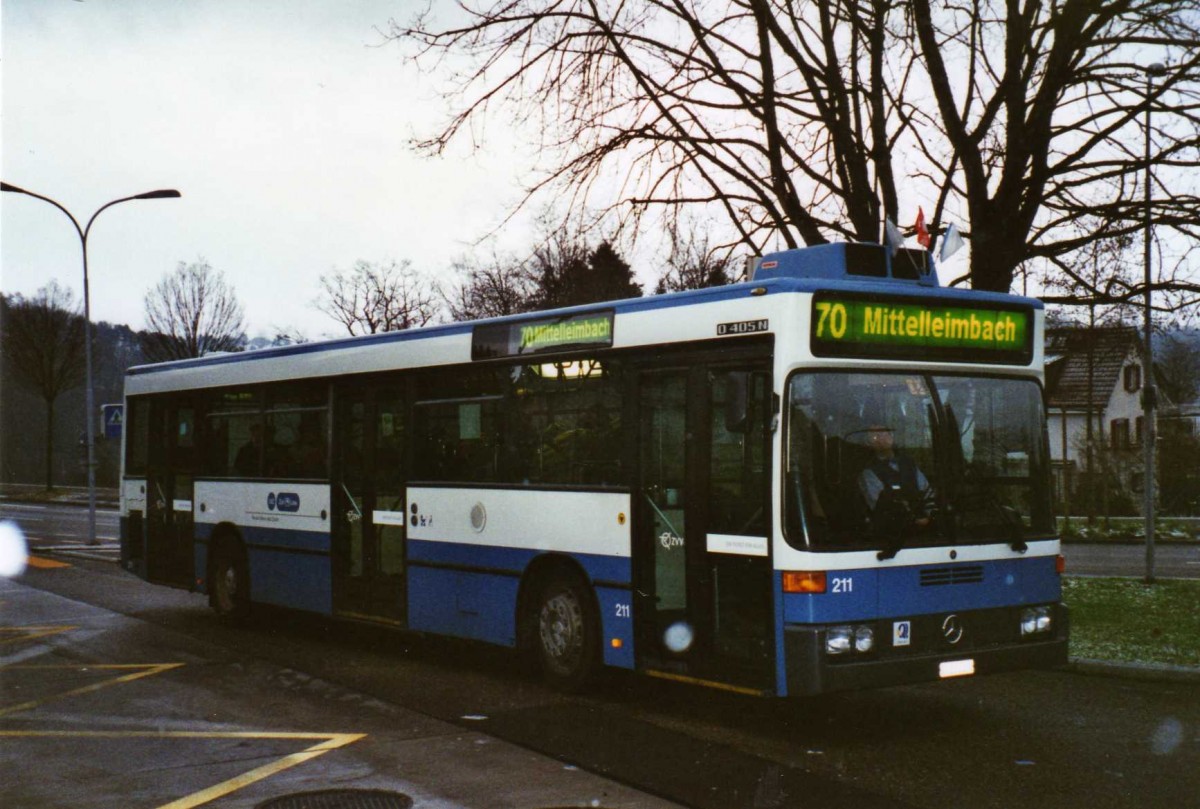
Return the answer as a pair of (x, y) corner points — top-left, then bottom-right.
(645, 668), (770, 697)
(0, 663), (185, 717)
(26, 556), (71, 569)
(156, 732), (367, 809)
(0, 625), (77, 644)
(0, 631), (368, 806)
(0, 730), (367, 809)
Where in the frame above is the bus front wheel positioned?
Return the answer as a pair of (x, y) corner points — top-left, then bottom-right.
(209, 540), (250, 624)
(535, 572), (598, 692)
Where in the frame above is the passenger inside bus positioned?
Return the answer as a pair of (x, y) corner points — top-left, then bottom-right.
(234, 423), (263, 477)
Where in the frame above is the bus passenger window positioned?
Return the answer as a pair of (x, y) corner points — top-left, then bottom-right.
(125, 398), (152, 476)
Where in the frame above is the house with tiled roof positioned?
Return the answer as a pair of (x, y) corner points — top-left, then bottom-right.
(1044, 326), (1147, 510)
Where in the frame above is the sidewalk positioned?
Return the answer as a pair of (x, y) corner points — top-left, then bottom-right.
(0, 576), (681, 809)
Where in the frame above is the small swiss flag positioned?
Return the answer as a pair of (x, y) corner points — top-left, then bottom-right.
(914, 207), (931, 249)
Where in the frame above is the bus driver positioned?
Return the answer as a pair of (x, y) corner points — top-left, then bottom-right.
(858, 425), (933, 529)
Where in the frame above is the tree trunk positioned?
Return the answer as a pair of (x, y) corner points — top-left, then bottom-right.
(967, 217), (1023, 293)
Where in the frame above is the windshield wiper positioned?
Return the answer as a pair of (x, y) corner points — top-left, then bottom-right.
(873, 493), (927, 561)
(876, 536), (905, 561)
(999, 503), (1028, 552)
(954, 485), (1028, 552)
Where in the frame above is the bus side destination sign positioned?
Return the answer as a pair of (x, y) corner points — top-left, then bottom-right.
(473, 311), (615, 360)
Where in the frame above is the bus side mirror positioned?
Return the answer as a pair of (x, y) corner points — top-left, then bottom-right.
(724, 372), (750, 433)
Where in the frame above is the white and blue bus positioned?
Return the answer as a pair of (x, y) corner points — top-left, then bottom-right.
(120, 243), (1067, 696)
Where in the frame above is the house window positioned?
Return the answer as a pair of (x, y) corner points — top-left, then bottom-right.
(1124, 365), (1142, 393)
(1111, 418), (1131, 450)
(1135, 415), (1144, 446)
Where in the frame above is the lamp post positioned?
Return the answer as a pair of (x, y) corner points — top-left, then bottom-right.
(1140, 63), (1165, 584)
(1, 182), (180, 545)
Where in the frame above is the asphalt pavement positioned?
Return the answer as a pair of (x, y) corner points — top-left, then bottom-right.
(0, 574), (681, 809)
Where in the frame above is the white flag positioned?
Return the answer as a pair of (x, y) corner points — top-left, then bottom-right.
(884, 219), (905, 256)
(939, 222), (965, 262)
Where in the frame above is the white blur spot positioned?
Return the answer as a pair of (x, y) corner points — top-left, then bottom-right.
(1151, 718), (1184, 756)
(663, 621), (694, 653)
(0, 521), (28, 578)
(461, 714), (488, 721)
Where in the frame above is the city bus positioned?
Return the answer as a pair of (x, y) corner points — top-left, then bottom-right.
(119, 242), (1068, 696)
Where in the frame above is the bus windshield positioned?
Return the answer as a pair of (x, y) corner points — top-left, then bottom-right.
(785, 371), (1054, 552)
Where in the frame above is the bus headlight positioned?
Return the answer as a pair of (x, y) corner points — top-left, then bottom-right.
(826, 625), (875, 655)
(826, 626), (853, 655)
(1020, 606), (1052, 637)
(855, 625), (875, 653)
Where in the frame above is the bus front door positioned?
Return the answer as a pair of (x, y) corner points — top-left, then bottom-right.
(145, 400), (196, 588)
(635, 363), (774, 692)
(332, 385), (407, 624)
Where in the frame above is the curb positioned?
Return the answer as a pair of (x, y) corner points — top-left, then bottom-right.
(1067, 657), (1200, 684)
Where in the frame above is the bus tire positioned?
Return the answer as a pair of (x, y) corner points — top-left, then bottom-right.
(209, 538), (250, 624)
(534, 570), (599, 692)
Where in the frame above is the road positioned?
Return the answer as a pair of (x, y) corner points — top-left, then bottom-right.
(1061, 541), (1200, 579)
(0, 501), (121, 560)
(3, 501), (1199, 808)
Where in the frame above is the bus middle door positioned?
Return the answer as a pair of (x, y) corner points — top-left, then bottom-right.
(332, 384), (407, 624)
(635, 363), (774, 692)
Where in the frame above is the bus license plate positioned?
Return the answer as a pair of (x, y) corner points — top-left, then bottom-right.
(939, 659), (975, 679)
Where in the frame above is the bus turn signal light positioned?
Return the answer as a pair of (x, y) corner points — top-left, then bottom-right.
(783, 571), (827, 594)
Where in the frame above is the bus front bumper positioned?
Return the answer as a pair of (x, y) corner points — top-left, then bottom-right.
(783, 607), (1070, 696)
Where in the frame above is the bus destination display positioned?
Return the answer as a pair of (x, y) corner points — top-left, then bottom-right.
(810, 292), (1033, 364)
(473, 311), (615, 360)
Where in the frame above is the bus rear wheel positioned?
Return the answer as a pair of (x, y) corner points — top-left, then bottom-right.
(209, 540), (250, 624)
(535, 572), (598, 692)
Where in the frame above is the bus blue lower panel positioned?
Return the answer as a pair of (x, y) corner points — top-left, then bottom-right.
(406, 539), (634, 668)
(195, 523), (332, 616)
(783, 556), (1061, 624)
(408, 566), (521, 645)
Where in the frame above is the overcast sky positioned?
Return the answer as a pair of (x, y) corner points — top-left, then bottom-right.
(2, 0), (544, 338)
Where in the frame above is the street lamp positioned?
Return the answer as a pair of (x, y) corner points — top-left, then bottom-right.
(1, 182), (180, 545)
(1140, 63), (1165, 584)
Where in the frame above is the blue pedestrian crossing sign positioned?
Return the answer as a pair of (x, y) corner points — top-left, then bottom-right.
(102, 404), (123, 440)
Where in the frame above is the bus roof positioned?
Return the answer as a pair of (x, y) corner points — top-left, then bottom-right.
(127, 274), (1041, 380)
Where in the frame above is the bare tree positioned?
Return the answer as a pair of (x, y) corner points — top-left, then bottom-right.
(1157, 331), (1200, 406)
(911, 0), (1200, 293)
(316, 260), (439, 336)
(389, 2), (906, 254)
(141, 260), (247, 362)
(1, 282), (85, 490)
(444, 251), (538, 321)
(655, 228), (737, 293)
(445, 212), (642, 319)
(387, 2), (1200, 296)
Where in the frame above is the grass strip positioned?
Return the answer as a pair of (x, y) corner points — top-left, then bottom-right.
(1063, 577), (1200, 667)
